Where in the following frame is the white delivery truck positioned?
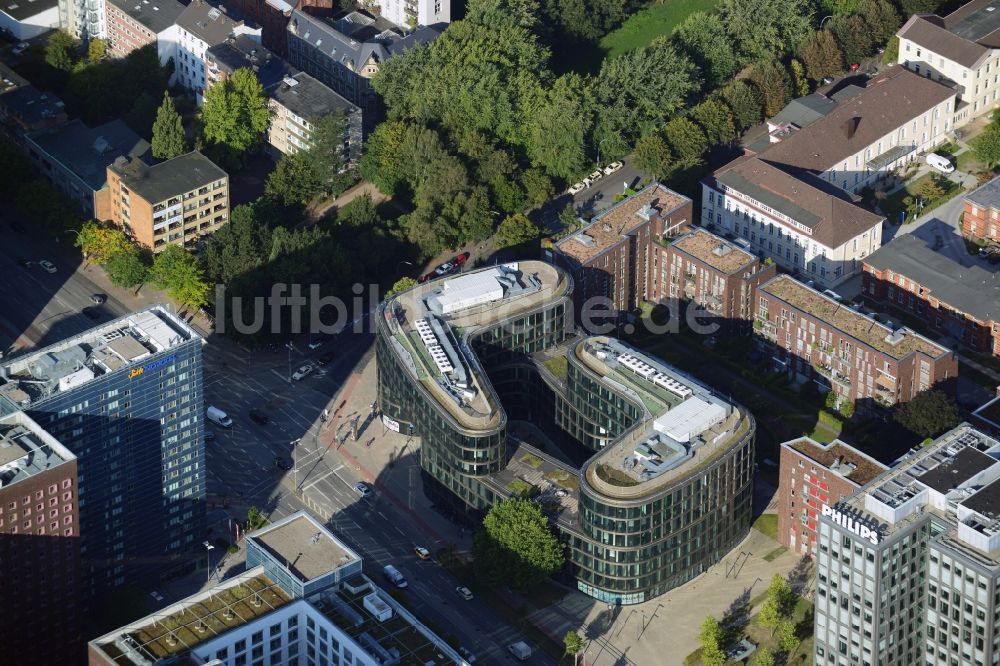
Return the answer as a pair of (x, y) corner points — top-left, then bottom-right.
(383, 564), (408, 588)
(507, 641), (532, 661)
(206, 406), (232, 428)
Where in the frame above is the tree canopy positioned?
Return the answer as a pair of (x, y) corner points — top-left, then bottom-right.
(472, 498), (564, 591)
(496, 213), (542, 248)
(894, 390), (960, 439)
(151, 92), (186, 160)
(718, 0), (813, 63)
(200, 68), (270, 153)
(149, 245), (211, 309)
(75, 221), (132, 265)
(673, 12), (737, 89)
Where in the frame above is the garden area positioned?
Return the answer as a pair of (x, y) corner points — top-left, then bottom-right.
(879, 172), (964, 223)
(600, 0), (720, 60)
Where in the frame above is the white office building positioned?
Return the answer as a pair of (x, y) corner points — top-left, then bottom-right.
(377, 0), (448, 29)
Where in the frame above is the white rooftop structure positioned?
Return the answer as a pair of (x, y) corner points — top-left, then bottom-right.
(435, 267), (510, 314)
(653, 396), (727, 443)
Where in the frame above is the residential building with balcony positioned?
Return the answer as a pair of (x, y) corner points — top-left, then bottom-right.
(547, 182), (692, 326)
(107, 151), (229, 252)
(105, 0), (183, 59)
(777, 437), (886, 555)
(377, 0), (448, 30)
(813, 424), (1000, 666)
(205, 33), (292, 92)
(0, 0), (58, 39)
(964, 172), (1000, 243)
(754, 274), (957, 411)
(24, 118), (150, 219)
(0, 307), (206, 601)
(655, 228), (777, 333)
(0, 409), (82, 664)
(702, 156), (885, 288)
(59, 0), (107, 39)
(159, 0), (261, 102)
(88, 511), (467, 666)
(267, 72), (362, 164)
(286, 9), (442, 132)
(897, 0), (1000, 126)
(863, 234), (1000, 357)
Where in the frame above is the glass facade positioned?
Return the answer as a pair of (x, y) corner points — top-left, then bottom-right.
(26, 335), (206, 598)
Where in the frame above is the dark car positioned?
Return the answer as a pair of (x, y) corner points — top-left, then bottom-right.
(454, 252), (470, 265)
(81, 307), (101, 320)
(16, 258), (32, 269)
(249, 408), (269, 425)
(418, 272), (434, 283)
(318, 351), (335, 365)
(273, 456), (292, 470)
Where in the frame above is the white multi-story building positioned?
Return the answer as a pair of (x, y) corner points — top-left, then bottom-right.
(158, 0), (260, 102)
(897, 0), (1000, 126)
(814, 425), (1000, 666)
(267, 72), (363, 164)
(702, 157), (885, 288)
(377, 0), (448, 29)
(58, 0), (105, 39)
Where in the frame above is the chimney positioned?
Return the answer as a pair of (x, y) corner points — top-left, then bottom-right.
(843, 116), (860, 139)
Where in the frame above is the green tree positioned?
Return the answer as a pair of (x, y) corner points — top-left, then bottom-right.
(125, 91), (160, 139)
(521, 168), (555, 208)
(75, 221), (132, 265)
(797, 30), (844, 82)
(633, 133), (673, 181)
(525, 73), (593, 181)
(897, 0), (943, 15)
(917, 177), (945, 200)
(691, 99), (736, 145)
(821, 0), (859, 13)
(87, 38), (108, 63)
(563, 630), (584, 664)
(298, 112), (352, 196)
(543, 0), (630, 42)
(202, 199), (274, 285)
(758, 574), (794, 635)
(894, 390), (960, 438)
(718, 0), (814, 62)
(972, 124), (1000, 167)
(558, 203), (578, 229)
(360, 121), (409, 196)
(151, 92), (187, 159)
(673, 12), (738, 88)
(265, 153), (323, 207)
(723, 80), (765, 131)
(664, 117), (708, 164)
(105, 246), (149, 289)
(776, 618), (799, 653)
(830, 14), (874, 66)
(753, 647), (775, 666)
(883, 35), (900, 65)
(45, 30), (78, 71)
(790, 58), (809, 97)
(200, 68), (270, 153)
(472, 498), (564, 591)
(840, 400), (855, 418)
(387, 276), (418, 297)
(698, 615), (726, 666)
(149, 245), (211, 309)
(749, 59), (792, 118)
(496, 213), (541, 248)
(857, 0), (901, 44)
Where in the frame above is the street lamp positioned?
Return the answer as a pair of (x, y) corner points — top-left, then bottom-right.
(202, 541), (214, 584)
(285, 341), (294, 384)
(291, 438), (301, 491)
(820, 14), (832, 28)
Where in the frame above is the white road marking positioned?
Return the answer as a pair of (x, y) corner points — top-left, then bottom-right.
(301, 467), (340, 490)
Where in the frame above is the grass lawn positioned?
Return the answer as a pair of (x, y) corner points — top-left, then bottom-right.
(881, 172), (965, 222)
(763, 547), (788, 562)
(685, 597), (815, 665)
(956, 150), (986, 174)
(752, 514), (778, 540)
(600, 0), (718, 60)
(542, 356), (568, 379)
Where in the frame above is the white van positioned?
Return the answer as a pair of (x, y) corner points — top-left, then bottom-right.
(206, 406), (232, 428)
(383, 564), (408, 588)
(926, 153), (955, 174)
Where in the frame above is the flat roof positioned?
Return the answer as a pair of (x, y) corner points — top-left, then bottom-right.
(1, 0), (57, 21)
(964, 475), (1000, 517)
(177, 0), (252, 46)
(270, 72), (358, 119)
(247, 512), (360, 583)
(27, 119), (150, 192)
(0, 411), (76, 489)
(0, 85), (65, 127)
(918, 446), (997, 493)
(110, 151), (227, 205)
(786, 438), (887, 486)
(669, 228), (757, 274)
(976, 395), (1000, 427)
(0, 306), (199, 408)
(556, 183), (690, 263)
(107, 0), (185, 34)
(759, 275), (950, 360)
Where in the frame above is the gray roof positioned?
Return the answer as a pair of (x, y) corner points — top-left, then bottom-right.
(966, 172), (1000, 210)
(1, 0), (57, 21)
(206, 35), (293, 91)
(107, 0), (184, 34)
(270, 72), (358, 119)
(864, 234), (1000, 322)
(770, 93), (837, 129)
(0, 85), (65, 125)
(28, 119), (150, 191)
(176, 0), (251, 46)
(109, 151), (227, 204)
(289, 9), (442, 71)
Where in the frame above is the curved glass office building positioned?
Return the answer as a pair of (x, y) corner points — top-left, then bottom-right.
(376, 263), (755, 604)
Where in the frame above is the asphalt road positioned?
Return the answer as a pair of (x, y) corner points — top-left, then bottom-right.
(532, 160), (645, 233)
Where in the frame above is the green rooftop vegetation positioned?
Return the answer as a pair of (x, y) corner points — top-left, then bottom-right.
(543, 468), (579, 491)
(542, 355), (568, 379)
(520, 452), (544, 469)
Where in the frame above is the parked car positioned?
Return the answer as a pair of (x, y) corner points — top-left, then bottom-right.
(414, 546), (431, 559)
(249, 408), (269, 425)
(849, 62), (860, 72)
(11, 42), (28, 56)
(355, 482), (373, 498)
(568, 182), (586, 195)
(273, 456), (292, 470)
(454, 252), (470, 266)
(603, 161), (624, 176)
(433, 261), (456, 277)
(81, 307), (101, 320)
(206, 406), (233, 428)
(38, 260), (56, 273)
(926, 153), (955, 174)
(455, 586), (474, 601)
(291, 362), (314, 381)
(588, 169), (603, 183)
(90, 293), (106, 304)
(821, 76), (835, 85)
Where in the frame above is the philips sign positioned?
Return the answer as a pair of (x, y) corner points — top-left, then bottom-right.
(128, 354), (177, 380)
(822, 504), (881, 545)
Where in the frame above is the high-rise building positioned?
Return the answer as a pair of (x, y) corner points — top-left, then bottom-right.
(0, 408), (82, 664)
(814, 424), (1000, 666)
(0, 306), (206, 600)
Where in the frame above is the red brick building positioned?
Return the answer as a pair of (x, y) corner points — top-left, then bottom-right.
(777, 437), (886, 554)
(964, 174), (1000, 244)
(863, 234), (1000, 357)
(547, 183), (692, 329)
(222, 0), (294, 56)
(755, 274), (958, 411)
(105, 0), (184, 59)
(654, 228), (777, 333)
(0, 410), (81, 663)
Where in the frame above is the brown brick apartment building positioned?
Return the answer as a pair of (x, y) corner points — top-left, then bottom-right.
(0, 410), (81, 664)
(223, 0), (295, 56)
(107, 151), (229, 252)
(754, 274), (957, 411)
(863, 234), (1000, 357)
(654, 228), (777, 333)
(547, 183), (692, 327)
(777, 437), (886, 554)
(105, 0), (184, 59)
(964, 173), (1000, 244)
